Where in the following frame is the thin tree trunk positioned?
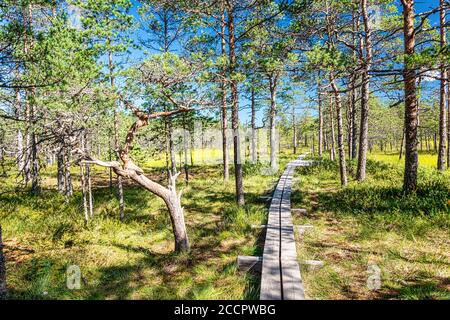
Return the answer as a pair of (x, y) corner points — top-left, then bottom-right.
(330, 95), (336, 161)
(84, 132), (93, 217)
(434, 133), (438, 152)
(292, 104), (297, 154)
(80, 164), (89, 225)
(183, 115), (189, 185)
(399, 127), (405, 159)
(227, 1), (245, 205)
(251, 84), (257, 163)
(347, 83), (353, 159)
(108, 48), (125, 220)
(220, 2), (229, 180)
(331, 77), (348, 186)
(87, 165), (93, 218)
(402, 0), (418, 193)
(318, 79), (323, 157)
(0, 225), (6, 300)
(164, 115), (170, 182)
(351, 10), (358, 160)
(57, 146), (65, 193)
(351, 84), (358, 160)
(269, 75), (278, 172)
(64, 147), (73, 197)
(14, 67), (24, 174)
(357, 0), (373, 182)
(22, 4), (39, 194)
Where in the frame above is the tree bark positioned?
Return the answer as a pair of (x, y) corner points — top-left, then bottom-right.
(357, 0), (373, 182)
(57, 146), (65, 193)
(183, 115), (189, 185)
(227, 0), (245, 205)
(269, 74), (278, 172)
(399, 127), (405, 159)
(80, 164), (89, 225)
(220, 1), (230, 180)
(318, 79), (323, 157)
(401, 0), (418, 193)
(292, 104), (297, 154)
(108, 48), (125, 220)
(64, 147), (73, 197)
(251, 84), (257, 163)
(351, 10), (358, 160)
(329, 95), (336, 161)
(0, 225), (6, 300)
(87, 164), (93, 218)
(331, 77), (348, 186)
(81, 102), (193, 252)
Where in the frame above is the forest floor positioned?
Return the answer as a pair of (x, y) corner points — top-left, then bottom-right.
(1, 149), (449, 300)
(0, 151), (299, 299)
(292, 153), (450, 300)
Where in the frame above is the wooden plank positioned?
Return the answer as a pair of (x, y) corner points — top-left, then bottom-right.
(260, 155), (311, 301)
(237, 256), (262, 273)
(260, 257), (282, 300)
(281, 259), (305, 300)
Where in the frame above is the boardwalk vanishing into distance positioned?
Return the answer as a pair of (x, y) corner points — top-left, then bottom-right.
(260, 155), (313, 300)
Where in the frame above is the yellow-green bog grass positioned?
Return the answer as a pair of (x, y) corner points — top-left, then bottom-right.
(292, 154), (450, 300)
(0, 150), (298, 299)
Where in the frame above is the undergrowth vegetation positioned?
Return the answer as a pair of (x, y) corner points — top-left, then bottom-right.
(0, 154), (293, 299)
(293, 153), (450, 300)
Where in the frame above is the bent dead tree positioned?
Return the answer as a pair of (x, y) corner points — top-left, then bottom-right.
(78, 99), (197, 253)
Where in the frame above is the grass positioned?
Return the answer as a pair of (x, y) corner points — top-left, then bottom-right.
(0, 150), (299, 300)
(1, 148), (449, 300)
(292, 152), (450, 300)
(369, 150), (439, 169)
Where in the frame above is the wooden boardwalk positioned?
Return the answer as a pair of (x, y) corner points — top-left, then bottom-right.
(260, 155), (312, 300)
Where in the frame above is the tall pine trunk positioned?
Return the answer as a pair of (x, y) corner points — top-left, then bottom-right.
(251, 84), (257, 163)
(292, 105), (297, 154)
(402, 0), (418, 193)
(220, 2), (229, 180)
(330, 95), (336, 161)
(331, 77), (348, 186)
(227, 1), (245, 205)
(357, 0), (373, 182)
(108, 49), (125, 219)
(269, 75), (278, 172)
(318, 79), (323, 157)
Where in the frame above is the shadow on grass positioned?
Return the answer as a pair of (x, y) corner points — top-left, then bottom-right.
(380, 277), (450, 300)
